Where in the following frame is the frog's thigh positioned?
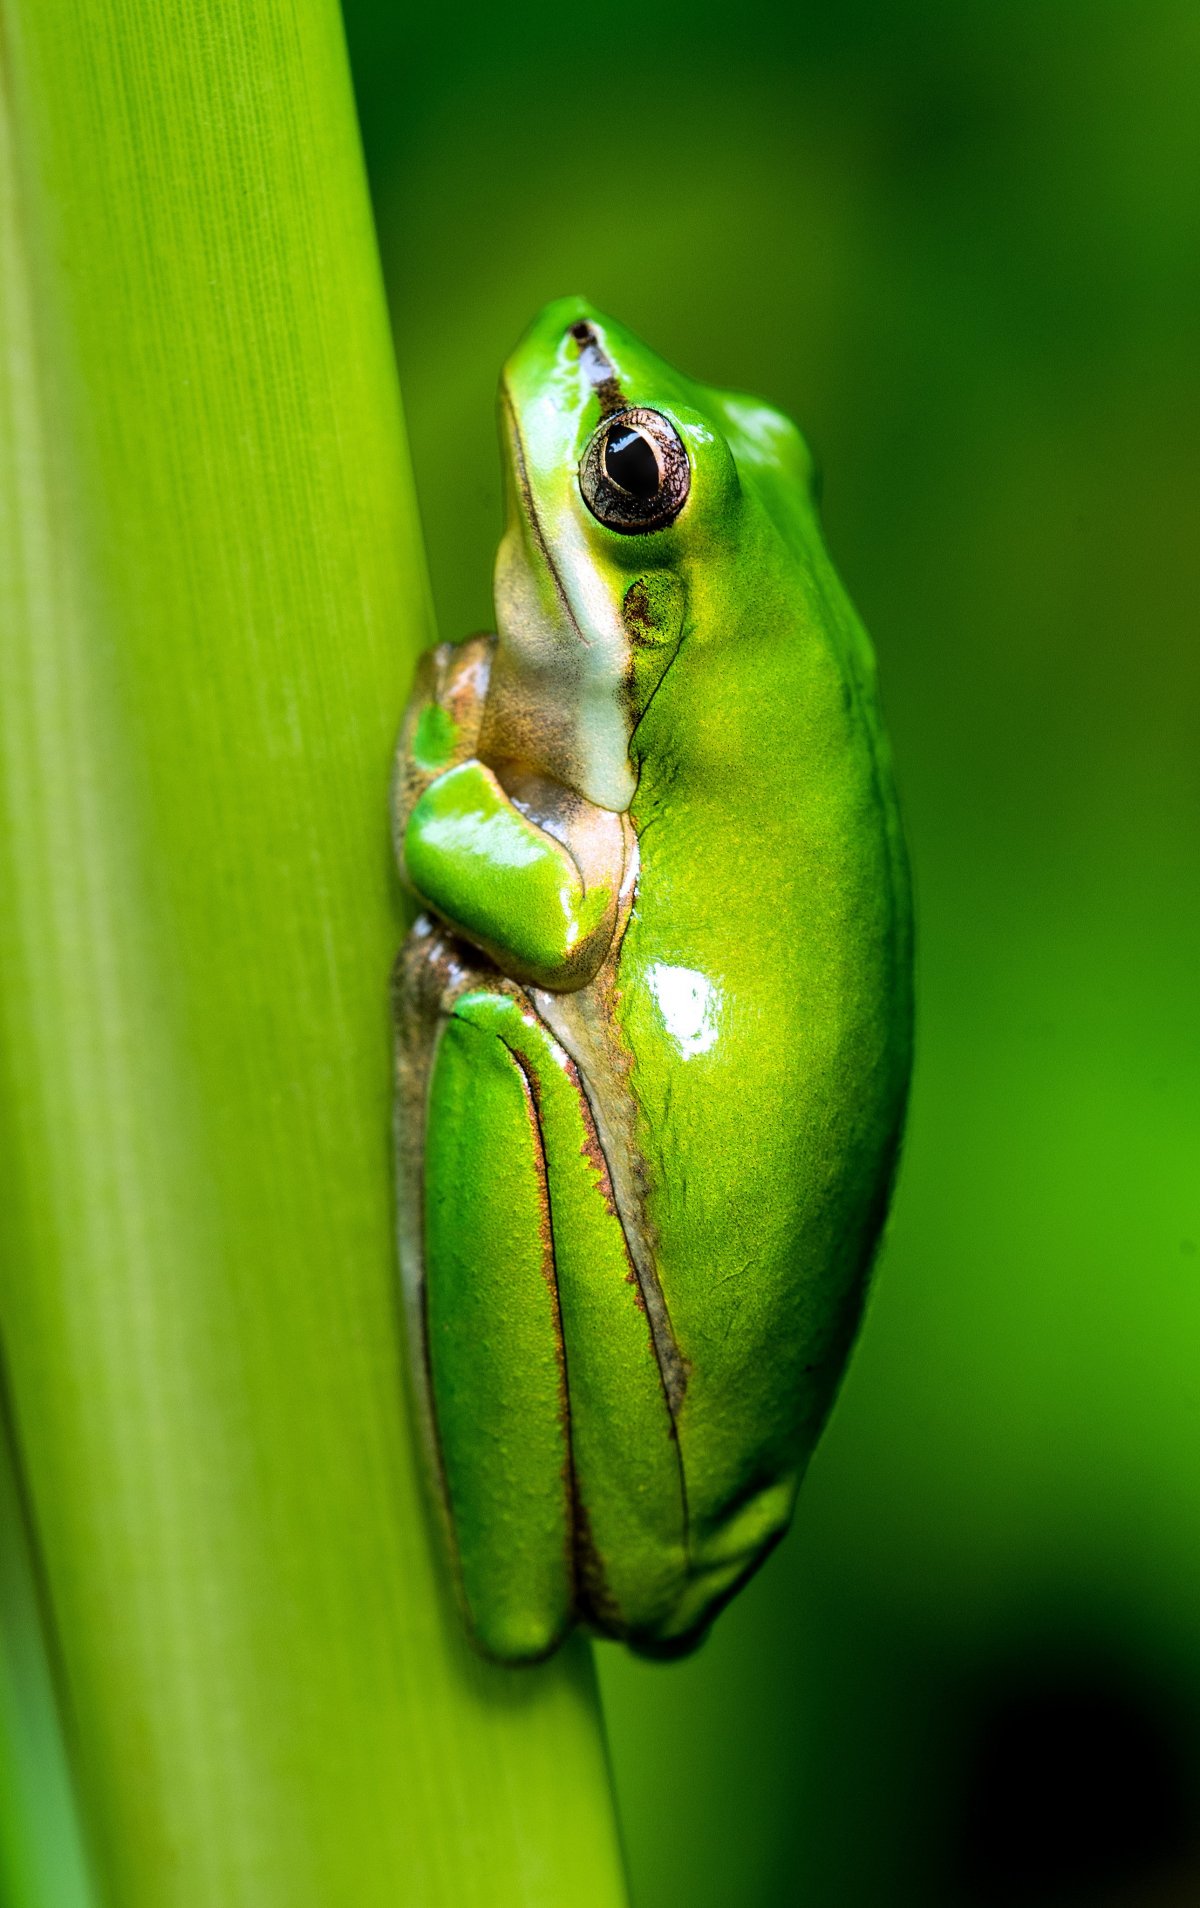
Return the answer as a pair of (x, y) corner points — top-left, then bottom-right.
(424, 1012), (572, 1663)
(454, 992), (688, 1640)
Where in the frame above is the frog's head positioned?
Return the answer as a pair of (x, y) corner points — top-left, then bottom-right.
(487, 297), (817, 813)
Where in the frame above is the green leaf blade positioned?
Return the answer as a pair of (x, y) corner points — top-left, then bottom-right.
(0, 4), (628, 1902)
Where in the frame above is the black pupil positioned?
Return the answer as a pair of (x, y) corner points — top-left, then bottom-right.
(603, 426), (660, 499)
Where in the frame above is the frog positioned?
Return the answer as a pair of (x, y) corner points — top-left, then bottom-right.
(391, 298), (913, 1665)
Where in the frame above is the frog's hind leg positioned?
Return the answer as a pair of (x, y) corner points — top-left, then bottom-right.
(422, 1001), (575, 1664)
(450, 991), (688, 1646)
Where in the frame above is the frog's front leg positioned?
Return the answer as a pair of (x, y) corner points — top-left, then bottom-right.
(401, 756), (633, 993)
(392, 633), (495, 858)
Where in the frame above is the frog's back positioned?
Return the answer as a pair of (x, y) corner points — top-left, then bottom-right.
(613, 462), (912, 1624)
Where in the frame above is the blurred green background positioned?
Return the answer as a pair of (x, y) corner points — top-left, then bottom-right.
(342, 2), (1199, 1901)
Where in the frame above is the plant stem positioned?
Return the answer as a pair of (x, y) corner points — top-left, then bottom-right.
(0, 4), (627, 1902)
(0, 1393), (94, 1908)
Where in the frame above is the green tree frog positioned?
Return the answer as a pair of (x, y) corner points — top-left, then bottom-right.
(392, 300), (912, 1664)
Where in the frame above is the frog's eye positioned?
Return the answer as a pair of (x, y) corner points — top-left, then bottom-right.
(579, 408), (690, 534)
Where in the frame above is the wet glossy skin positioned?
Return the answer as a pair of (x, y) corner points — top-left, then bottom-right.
(392, 300), (913, 1663)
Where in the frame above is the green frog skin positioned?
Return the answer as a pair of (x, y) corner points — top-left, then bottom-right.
(392, 299), (913, 1664)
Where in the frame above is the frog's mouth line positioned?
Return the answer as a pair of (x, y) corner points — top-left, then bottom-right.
(499, 384), (591, 650)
